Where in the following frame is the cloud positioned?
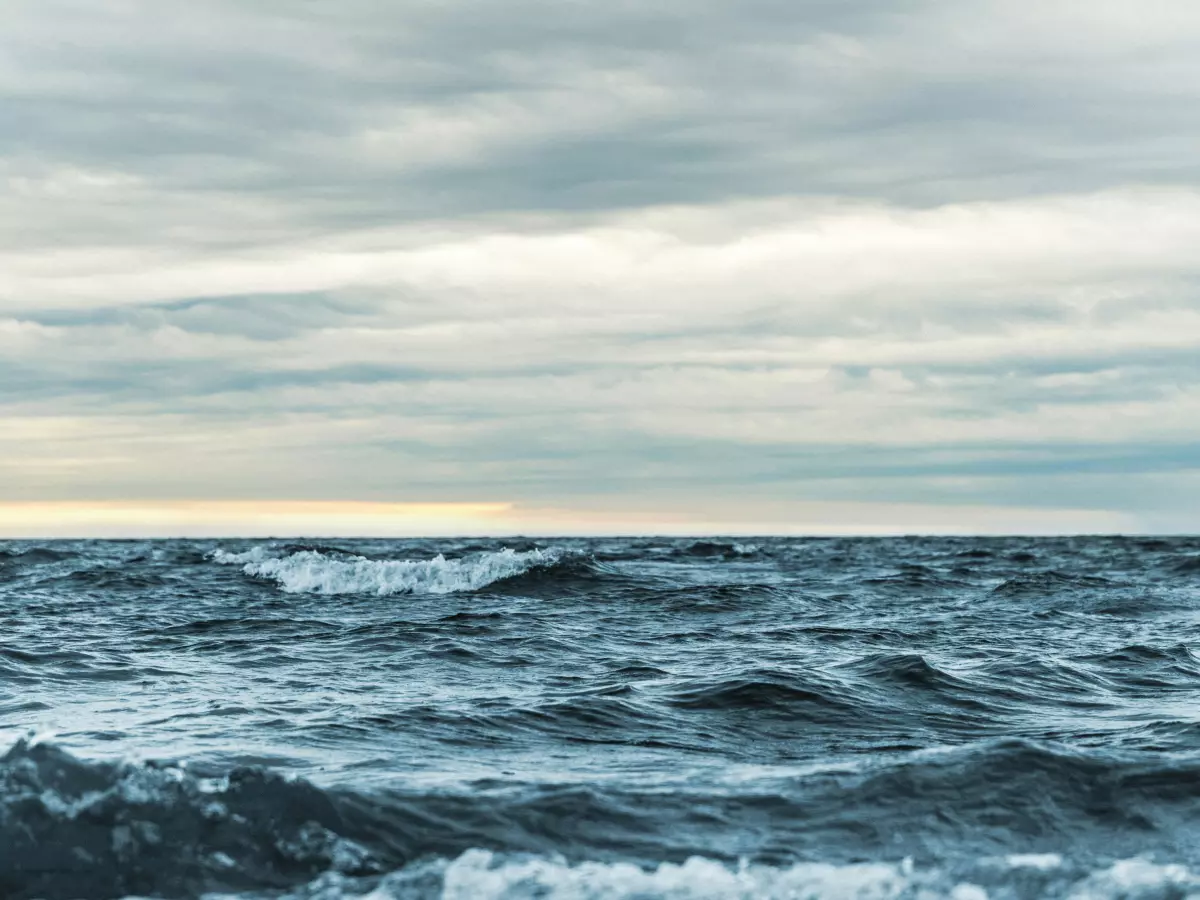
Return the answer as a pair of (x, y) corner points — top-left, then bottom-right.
(1, 1), (1198, 532)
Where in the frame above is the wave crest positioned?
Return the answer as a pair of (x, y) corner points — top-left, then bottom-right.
(209, 546), (564, 596)
(257, 851), (1200, 899)
(427, 852), (1200, 900)
(0, 740), (380, 898)
(9, 739), (1200, 898)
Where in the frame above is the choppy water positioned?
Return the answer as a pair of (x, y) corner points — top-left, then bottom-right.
(3, 536), (1200, 899)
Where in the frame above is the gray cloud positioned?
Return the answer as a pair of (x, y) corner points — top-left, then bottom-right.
(2, 1), (1199, 531)
(7, 1), (1200, 227)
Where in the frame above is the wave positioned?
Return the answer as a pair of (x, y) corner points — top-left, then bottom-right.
(665, 668), (855, 719)
(0, 739), (385, 899)
(990, 571), (1115, 596)
(208, 546), (567, 596)
(290, 851), (1200, 900)
(676, 541), (760, 559)
(8, 739), (1200, 898)
(1083, 643), (1200, 669)
(836, 652), (962, 689)
(0, 547), (71, 564)
(44, 568), (174, 590)
(863, 565), (969, 590)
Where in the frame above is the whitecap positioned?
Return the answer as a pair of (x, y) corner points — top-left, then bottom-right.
(208, 546), (561, 596)
(236, 852), (1200, 900)
(440, 850), (921, 900)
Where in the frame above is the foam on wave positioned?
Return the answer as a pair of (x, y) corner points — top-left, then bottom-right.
(273, 851), (1200, 900)
(7, 739), (1200, 899)
(438, 852), (930, 900)
(209, 546), (562, 596)
(0, 739), (378, 899)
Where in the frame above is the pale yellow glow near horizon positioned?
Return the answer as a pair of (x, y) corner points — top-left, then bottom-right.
(0, 500), (515, 538)
(0, 499), (1140, 538)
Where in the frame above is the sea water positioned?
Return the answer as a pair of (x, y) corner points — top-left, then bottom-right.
(3, 536), (1200, 898)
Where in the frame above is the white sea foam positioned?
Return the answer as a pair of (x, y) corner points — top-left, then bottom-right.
(209, 547), (561, 596)
(1065, 858), (1200, 899)
(233, 852), (1200, 900)
(439, 851), (925, 900)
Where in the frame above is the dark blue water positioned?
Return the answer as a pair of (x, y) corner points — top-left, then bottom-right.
(3, 536), (1200, 899)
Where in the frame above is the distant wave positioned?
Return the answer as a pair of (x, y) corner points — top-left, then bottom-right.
(677, 540), (760, 559)
(209, 546), (565, 595)
(1173, 556), (1200, 573)
(990, 571), (1115, 596)
(0, 547), (70, 564)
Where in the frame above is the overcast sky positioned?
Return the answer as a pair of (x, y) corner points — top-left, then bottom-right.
(2, 0), (1199, 535)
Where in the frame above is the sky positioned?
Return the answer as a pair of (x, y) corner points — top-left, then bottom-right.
(2, 0), (1199, 536)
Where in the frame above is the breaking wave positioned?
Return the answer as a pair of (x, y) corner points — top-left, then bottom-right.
(7, 738), (1200, 899)
(209, 546), (565, 596)
(10, 535), (1200, 899)
(0, 739), (382, 899)
(296, 851), (1200, 900)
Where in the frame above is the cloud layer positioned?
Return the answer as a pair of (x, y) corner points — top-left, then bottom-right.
(2, 1), (1199, 533)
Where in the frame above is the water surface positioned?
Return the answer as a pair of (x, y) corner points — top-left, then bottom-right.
(3, 536), (1200, 898)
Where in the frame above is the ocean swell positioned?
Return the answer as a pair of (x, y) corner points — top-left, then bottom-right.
(7, 739), (1200, 899)
(0, 740), (382, 900)
(209, 546), (564, 596)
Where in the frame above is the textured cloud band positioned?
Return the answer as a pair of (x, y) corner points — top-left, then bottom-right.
(2, 1), (1198, 532)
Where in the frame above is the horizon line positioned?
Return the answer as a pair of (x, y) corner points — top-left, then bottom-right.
(2, 532), (1196, 541)
(0, 499), (1186, 539)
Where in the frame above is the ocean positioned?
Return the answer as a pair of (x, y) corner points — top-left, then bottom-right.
(3, 535), (1200, 899)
